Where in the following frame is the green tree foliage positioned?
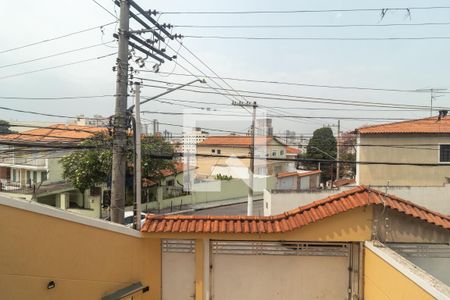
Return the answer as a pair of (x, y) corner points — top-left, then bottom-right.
(60, 133), (175, 193)
(305, 127), (337, 182)
(0, 120), (16, 134)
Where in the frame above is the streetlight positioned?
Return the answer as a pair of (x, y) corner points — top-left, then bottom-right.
(128, 78), (206, 230)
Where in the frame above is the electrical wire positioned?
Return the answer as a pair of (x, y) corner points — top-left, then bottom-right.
(0, 95), (116, 101)
(184, 35), (450, 41)
(137, 70), (450, 94)
(0, 52), (116, 81)
(173, 22), (450, 29)
(159, 6), (450, 15)
(139, 82), (447, 110)
(0, 21), (117, 54)
(0, 41), (115, 69)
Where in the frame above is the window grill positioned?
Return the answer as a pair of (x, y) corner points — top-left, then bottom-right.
(211, 241), (349, 257)
(162, 239), (195, 253)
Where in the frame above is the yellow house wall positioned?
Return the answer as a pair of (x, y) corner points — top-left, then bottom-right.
(0, 204), (161, 300)
(364, 247), (434, 300)
(358, 134), (450, 186)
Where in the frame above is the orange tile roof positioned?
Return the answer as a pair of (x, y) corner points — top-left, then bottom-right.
(277, 170), (321, 178)
(0, 124), (106, 143)
(357, 116), (450, 134)
(198, 135), (284, 147)
(333, 178), (356, 187)
(141, 185), (450, 234)
(286, 147), (301, 154)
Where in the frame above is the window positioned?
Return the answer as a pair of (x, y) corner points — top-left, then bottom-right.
(217, 149), (221, 154)
(272, 151), (277, 157)
(167, 179), (175, 186)
(440, 144), (450, 163)
(280, 150), (284, 156)
(33, 171), (37, 183)
(12, 169), (16, 182)
(41, 171), (48, 182)
(211, 149), (215, 153)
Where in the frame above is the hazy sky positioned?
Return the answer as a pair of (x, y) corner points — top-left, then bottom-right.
(1, 0), (450, 136)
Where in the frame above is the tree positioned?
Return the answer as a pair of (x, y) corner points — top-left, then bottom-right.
(0, 120), (16, 134)
(305, 127), (337, 182)
(60, 133), (175, 199)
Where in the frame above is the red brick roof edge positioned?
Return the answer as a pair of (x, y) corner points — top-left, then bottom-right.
(141, 185), (450, 233)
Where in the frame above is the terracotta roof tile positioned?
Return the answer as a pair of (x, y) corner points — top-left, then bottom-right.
(277, 170), (321, 179)
(0, 124), (106, 143)
(142, 185), (450, 234)
(357, 116), (450, 134)
(286, 147), (301, 154)
(198, 135), (285, 147)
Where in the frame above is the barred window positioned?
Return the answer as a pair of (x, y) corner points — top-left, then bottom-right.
(440, 145), (450, 162)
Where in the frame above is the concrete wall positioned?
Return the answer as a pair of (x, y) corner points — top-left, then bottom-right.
(151, 177), (276, 211)
(0, 200), (161, 300)
(264, 187), (353, 216)
(357, 134), (450, 186)
(266, 185), (450, 216)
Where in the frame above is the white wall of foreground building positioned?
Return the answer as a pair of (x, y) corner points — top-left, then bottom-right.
(265, 185), (450, 216)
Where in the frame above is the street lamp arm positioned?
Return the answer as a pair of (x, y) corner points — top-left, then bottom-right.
(127, 78), (205, 112)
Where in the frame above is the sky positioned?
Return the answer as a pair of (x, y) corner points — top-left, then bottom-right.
(1, 0), (450, 137)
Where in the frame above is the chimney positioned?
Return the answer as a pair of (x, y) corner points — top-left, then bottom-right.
(438, 110), (448, 120)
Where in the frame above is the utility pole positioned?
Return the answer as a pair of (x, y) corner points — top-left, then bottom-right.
(111, 0), (130, 224)
(336, 120), (341, 180)
(232, 101), (257, 216)
(134, 82), (142, 230)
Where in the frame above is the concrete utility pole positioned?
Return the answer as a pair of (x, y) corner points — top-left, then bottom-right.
(336, 120), (341, 180)
(111, 0), (130, 224)
(134, 82), (142, 230)
(232, 101), (257, 216)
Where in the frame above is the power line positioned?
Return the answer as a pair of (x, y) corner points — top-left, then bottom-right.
(139, 70), (450, 94)
(0, 21), (117, 54)
(0, 52), (116, 81)
(140, 82), (447, 110)
(184, 35), (450, 41)
(159, 6), (450, 15)
(173, 22), (450, 29)
(91, 0), (119, 19)
(0, 41), (115, 69)
(152, 96), (426, 112)
(0, 95), (116, 101)
(141, 110), (417, 121)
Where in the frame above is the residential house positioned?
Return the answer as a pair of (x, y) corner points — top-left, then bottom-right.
(355, 113), (450, 186)
(276, 170), (321, 191)
(2, 186), (449, 299)
(286, 146), (301, 170)
(0, 124), (107, 218)
(195, 135), (289, 178)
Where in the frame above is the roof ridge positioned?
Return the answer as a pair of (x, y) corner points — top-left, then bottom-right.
(357, 116), (440, 131)
(365, 186), (450, 220)
(141, 185), (450, 233)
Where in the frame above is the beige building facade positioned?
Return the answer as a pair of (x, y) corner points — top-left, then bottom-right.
(195, 136), (289, 178)
(356, 116), (450, 186)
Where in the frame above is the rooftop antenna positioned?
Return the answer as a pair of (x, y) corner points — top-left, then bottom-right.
(415, 88), (447, 117)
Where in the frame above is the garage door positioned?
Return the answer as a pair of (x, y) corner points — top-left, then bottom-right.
(211, 241), (350, 300)
(162, 239), (196, 300)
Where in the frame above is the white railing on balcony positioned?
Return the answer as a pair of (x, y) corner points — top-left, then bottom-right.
(13, 157), (47, 167)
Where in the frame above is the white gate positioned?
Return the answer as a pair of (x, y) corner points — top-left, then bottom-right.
(162, 239), (196, 300)
(211, 241), (350, 300)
